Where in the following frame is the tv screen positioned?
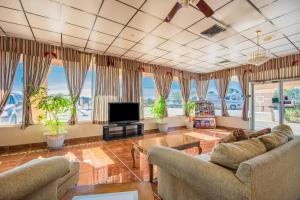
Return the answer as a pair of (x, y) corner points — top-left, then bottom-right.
(108, 103), (140, 124)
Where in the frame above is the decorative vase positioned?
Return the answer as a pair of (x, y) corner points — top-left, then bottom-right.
(186, 121), (194, 129)
(158, 122), (169, 133)
(44, 132), (66, 149)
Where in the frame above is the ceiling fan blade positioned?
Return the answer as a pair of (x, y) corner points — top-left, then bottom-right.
(164, 2), (182, 22)
(196, 0), (214, 17)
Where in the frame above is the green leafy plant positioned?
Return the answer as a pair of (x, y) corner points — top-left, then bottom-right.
(185, 101), (196, 121)
(150, 96), (167, 123)
(30, 87), (74, 135)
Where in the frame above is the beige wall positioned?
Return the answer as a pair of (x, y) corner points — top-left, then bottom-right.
(216, 116), (249, 129)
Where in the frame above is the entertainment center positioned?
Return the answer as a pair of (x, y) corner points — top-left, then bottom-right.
(103, 102), (144, 141)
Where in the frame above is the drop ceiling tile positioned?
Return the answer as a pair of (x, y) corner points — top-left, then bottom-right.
(275, 49), (299, 56)
(186, 37), (213, 49)
(218, 34), (247, 47)
(0, 21), (32, 38)
(229, 40), (256, 51)
(272, 9), (300, 28)
(281, 23), (300, 36)
(99, 0), (136, 25)
(165, 60), (179, 66)
(0, 7), (28, 26)
(240, 21), (277, 39)
(250, 0), (277, 8)
(131, 43), (153, 53)
(270, 44), (295, 53)
(210, 28), (236, 42)
(0, 0), (22, 10)
(171, 6), (204, 29)
(170, 31), (198, 45)
(148, 48), (168, 57)
(62, 23), (90, 39)
(248, 30), (284, 45)
(93, 17), (124, 36)
(141, 0), (175, 19)
(188, 18), (221, 36)
(158, 40), (182, 51)
(106, 46), (127, 56)
(140, 34), (166, 47)
(139, 54), (157, 62)
(214, 48), (234, 57)
(112, 38), (135, 49)
(240, 46), (260, 54)
(151, 22), (182, 39)
(62, 6), (95, 29)
(90, 31), (115, 45)
(123, 50), (143, 59)
(185, 59), (200, 65)
(161, 52), (181, 60)
(222, 52), (245, 60)
(173, 55), (190, 63)
(86, 40), (109, 52)
(33, 28), (61, 43)
(152, 57), (170, 64)
(260, 0), (300, 19)
(214, 0), (265, 32)
(261, 38), (290, 49)
(185, 50), (206, 58)
(62, 0), (102, 14)
(118, 0), (145, 9)
(0, 29), (5, 36)
(205, 0), (232, 11)
(119, 27), (146, 42)
(63, 35), (87, 47)
(295, 41), (300, 48)
(201, 43), (224, 53)
(172, 46), (194, 55)
(23, 0), (60, 19)
(128, 11), (162, 32)
(289, 33), (300, 43)
(27, 14), (61, 32)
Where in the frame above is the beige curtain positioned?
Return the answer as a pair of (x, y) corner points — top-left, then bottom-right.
(93, 57), (120, 124)
(153, 69), (173, 117)
(238, 74), (250, 121)
(0, 51), (21, 115)
(22, 55), (52, 128)
(196, 79), (209, 99)
(63, 49), (92, 125)
(122, 67), (143, 119)
(216, 77), (230, 117)
(179, 76), (191, 116)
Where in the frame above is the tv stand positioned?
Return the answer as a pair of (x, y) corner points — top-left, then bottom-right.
(103, 122), (144, 141)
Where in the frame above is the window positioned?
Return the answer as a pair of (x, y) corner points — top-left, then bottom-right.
(77, 68), (94, 121)
(167, 78), (184, 116)
(190, 79), (198, 101)
(206, 80), (221, 115)
(0, 63), (23, 125)
(143, 73), (157, 118)
(47, 64), (71, 122)
(227, 76), (244, 117)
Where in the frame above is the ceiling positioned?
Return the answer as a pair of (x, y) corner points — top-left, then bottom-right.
(0, 0), (300, 73)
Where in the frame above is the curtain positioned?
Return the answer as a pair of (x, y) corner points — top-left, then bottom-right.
(153, 69), (173, 117)
(93, 57), (120, 124)
(0, 51), (21, 115)
(179, 76), (191, 116)
(63, 49), (92, 125)
(238, 74), (250, 121)
(216, 77), (230, 117)
(122, 67), (143, 119)
(22, 55), (52, 128)
(196, 79), (209, 99)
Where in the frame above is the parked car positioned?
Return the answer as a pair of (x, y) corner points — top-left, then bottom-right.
(206, 91), (243, 110)
(0, 93), (23, 124)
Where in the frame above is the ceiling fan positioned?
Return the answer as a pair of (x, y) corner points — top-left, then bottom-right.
(165, 0), (214, 22)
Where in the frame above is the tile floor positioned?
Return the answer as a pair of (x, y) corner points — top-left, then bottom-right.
(0, 128), (231, 199)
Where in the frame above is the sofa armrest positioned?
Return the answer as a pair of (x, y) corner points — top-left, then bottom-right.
(0, 156), (70, 200)
(148, 146), (248, 199)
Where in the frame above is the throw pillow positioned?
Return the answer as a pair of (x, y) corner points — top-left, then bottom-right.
(219, 129), (248, 143)
(258, 132), (288, 151)
(211, 138), (267, 170)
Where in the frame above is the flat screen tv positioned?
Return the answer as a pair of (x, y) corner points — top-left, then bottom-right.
(108, 102), (140, 124)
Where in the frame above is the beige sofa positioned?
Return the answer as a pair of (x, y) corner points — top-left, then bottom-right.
(148, 125), (300, 200)
(0, 156), (79, 200)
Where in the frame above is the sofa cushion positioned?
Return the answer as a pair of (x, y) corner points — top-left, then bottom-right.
(271, 124), (294, 140)
(258, 132), (288, 151)
(211, 138), (267, 170)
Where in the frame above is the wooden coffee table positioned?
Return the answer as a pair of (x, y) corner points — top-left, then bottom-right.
(63, 182), (154, 200)
(131, 134), (202, 182)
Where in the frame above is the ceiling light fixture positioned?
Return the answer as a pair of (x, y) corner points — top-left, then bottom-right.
(180, 0), (197, 7)
(248, 30), (271, 66)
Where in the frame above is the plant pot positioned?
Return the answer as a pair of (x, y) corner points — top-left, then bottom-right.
(158, 122), (169, 133)
(186, 121), (194, 129)
(44, 132), (66, 149)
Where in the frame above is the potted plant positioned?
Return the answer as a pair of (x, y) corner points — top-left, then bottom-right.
(185, 101), (196, 129)
(150, 96), (168, 132)
(30, 87), (74, 149)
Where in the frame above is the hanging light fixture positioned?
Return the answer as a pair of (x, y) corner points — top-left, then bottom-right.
(179, 0), (197, 7)
(248, 30), (271, 66)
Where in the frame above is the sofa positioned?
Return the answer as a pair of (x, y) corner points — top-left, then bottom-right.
(148, 125), (300, 200)
(0, 156), (80, 200)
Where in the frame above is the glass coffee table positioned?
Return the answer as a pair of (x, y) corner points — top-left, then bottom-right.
(131, 134), (202, 182)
